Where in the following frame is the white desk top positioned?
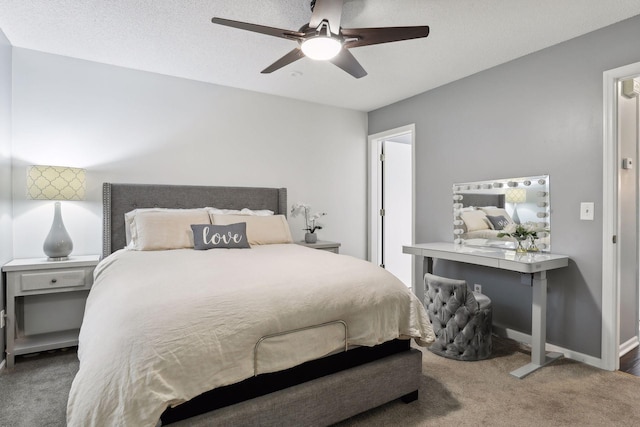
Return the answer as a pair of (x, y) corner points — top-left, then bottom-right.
(403, 242), (569, 274)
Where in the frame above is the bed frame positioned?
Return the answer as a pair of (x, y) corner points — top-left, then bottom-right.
(102, 182), (422, 426)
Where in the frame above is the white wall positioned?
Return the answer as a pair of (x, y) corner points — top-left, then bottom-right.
(0, 28), (13, 366)
(10, 48), (368, 259)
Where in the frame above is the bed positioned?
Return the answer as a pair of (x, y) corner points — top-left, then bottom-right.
(454, 193), (515, 243)
(66, 183), (434, 427)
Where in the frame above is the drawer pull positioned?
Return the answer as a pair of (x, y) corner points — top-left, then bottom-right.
(51, 279), (57, 283)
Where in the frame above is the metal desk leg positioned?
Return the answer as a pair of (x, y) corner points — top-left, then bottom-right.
(510, 271), (563, 378)
(413, 256), (433, 306)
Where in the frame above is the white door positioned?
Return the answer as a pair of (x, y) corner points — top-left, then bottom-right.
(381, 138), (412, 286)
(368, 125), (415, 290)
(602, 62), (640, 371)
(618, 77), (640, 357)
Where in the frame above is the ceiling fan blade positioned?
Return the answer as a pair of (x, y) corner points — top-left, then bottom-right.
(261, 48), (306, 74)
(342, 26), (430, 48)
(329, 49), (367, 79)
(309, 0), (344, 35)
(212, 17), (304, 41)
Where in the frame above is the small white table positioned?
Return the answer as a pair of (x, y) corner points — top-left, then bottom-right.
(2, 255), (100, 368)
(296, 240), (341, 254)
(403, 242), (569, 379)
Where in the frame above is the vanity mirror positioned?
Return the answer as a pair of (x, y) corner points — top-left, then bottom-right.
(452, 174), (551, 252)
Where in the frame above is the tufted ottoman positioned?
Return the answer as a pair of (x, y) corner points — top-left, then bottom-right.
(424, 273), (492, 361)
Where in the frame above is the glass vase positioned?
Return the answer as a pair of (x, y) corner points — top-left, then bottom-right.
(515, 238), (527, 254)
(527, 236), (539, 252)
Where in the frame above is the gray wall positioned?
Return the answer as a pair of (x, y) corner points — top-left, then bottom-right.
(368, 15), (640, 358)
(0, 28), (13, 365)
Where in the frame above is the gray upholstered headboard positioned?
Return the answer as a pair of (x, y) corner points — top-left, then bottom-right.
(459, 193), (505, 209)
(102, 183), (287, 258)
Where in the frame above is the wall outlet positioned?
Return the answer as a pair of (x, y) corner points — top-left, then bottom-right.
(474, 284), (482, 293)
(0, 309), (5, 329)
(580, 202), (595, 220)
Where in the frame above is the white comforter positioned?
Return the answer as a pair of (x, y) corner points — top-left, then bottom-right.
(67, 244), (434, 426)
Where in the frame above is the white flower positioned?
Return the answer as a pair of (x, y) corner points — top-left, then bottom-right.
(290, 202), (327, 233)
(309, 212), (326, 221)
(290, 202), (310, 217)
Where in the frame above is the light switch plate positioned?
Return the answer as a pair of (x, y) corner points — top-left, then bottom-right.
(580, 202), (595, 220)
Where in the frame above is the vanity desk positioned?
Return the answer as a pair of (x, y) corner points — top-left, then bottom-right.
(403, 242), (569, 379)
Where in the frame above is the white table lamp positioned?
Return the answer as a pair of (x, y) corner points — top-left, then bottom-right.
(27, 165), (86, 261)
(505, 188), (526, 224)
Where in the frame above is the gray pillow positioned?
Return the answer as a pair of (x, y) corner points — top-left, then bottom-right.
(486, 215), (510, 230)
(191, 223), (251, 250)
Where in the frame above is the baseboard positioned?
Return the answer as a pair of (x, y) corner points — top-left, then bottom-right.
(619, 336), (639, 357)
(492, 325), (603, 370)
(492, 325), (531, 345)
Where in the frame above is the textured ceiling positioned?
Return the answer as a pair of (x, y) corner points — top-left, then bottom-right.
(1, 0), (640, 111)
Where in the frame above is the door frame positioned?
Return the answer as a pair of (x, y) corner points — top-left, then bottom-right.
(602, 61), (640, 371)
(367, 124), (416, 288)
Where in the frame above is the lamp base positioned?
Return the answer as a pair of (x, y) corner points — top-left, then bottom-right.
(47, 256), (70, 262)
(43, 201), (73, 260)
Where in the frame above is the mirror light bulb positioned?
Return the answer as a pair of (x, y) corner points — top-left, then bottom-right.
(301, 37), (342, 60)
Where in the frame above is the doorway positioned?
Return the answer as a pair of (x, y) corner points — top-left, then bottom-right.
(602, 62), (640, 371)
(617, 76), (640, 362)
(368, 124), (415, 289)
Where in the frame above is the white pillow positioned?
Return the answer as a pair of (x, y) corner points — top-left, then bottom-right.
(125, 208), (166, 246)
(206, 207), (274, 216)
(211, 214), (293, 245)
(460, 210), (491, 232)
(128, 209), (211, 250)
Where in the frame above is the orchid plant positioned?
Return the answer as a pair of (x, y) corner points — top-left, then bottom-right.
(497, 222), (548, 252)
(290, 202), (326, 233)
(497, 222), (541, 241)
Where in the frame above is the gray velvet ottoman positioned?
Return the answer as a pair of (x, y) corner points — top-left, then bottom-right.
(424, 273), (493, 361)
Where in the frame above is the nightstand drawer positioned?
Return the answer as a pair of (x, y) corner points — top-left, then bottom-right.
(20, 269), (87, 291)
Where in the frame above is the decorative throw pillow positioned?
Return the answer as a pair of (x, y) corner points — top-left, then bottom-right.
(191, 223), (251, 250)
(486, 215), (510, 231)
(479, 207), (514, 224)
(211, 214), (293, 245)
(460, 210), (490, 232)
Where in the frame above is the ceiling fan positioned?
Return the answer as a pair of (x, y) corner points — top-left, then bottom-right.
(211, 0), (429, 79)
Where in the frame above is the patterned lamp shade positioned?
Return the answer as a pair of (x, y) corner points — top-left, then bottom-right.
(27, 165), (86, 201)
(505, 188), (526, 204)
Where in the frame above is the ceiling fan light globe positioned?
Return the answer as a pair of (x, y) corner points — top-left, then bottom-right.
(301, 37), (342, 60)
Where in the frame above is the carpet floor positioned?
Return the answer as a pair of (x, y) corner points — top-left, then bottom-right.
(1, 338), (639, 426)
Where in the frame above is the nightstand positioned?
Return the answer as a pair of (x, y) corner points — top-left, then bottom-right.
(296, 240), (341, 254)
(2, 255), (100, 368)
